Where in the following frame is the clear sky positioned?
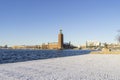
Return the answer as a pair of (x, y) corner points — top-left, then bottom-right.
(0, 0), (120, 46)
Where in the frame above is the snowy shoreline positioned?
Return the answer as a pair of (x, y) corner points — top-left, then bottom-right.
(0, 54), (120, 80)
(91, 51), (120, 54)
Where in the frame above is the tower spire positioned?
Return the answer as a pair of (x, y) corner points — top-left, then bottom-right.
(60, 29), (62, 34)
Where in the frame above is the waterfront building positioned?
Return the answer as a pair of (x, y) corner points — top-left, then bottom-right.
(41, 29), (64, 49)
(11, 29), (75, 50)
(86, 40), (101, 49)
(41, 29), (75, 49)
(12, 45), (40, 49)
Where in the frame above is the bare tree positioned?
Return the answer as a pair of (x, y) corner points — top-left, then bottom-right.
(104, 43), (108, 48)
(117, 35), (120, 43)
(116, 30), (120, 43)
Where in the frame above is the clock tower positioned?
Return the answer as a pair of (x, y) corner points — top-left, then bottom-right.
(58, 29), (64, 49)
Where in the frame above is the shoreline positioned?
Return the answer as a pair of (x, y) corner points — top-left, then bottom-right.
(90, 51), (120, 54)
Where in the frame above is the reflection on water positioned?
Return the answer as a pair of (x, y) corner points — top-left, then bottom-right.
(0, 49), (91, 64)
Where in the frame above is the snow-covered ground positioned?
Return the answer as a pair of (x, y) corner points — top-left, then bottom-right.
(0, 54), (120, 80)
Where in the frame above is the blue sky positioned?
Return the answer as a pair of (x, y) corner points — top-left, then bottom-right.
(0, 0), (120, 46)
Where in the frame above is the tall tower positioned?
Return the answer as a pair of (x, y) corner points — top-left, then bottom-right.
(58, 29), (64, 49)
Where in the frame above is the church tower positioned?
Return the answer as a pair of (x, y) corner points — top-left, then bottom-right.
(58, 29), (64, 49)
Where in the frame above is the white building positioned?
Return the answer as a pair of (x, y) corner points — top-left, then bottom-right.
(86, 40), (101, 47)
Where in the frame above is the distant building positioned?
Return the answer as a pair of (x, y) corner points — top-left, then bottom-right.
(12, 45), (40, 49)
(41, 42), (58, 49)
(0, 45), (8, 49)
(41, 29), (64, 49)
(86, 40), (101, 49)
(11, 29), (75, 50)
(41, 29), (75, 49)
(104, 43), (120, 50)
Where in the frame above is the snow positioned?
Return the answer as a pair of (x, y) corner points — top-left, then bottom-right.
(0, 54), (120, 80)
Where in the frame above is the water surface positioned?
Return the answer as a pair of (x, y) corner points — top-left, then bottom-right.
(0, 49), (91, 64)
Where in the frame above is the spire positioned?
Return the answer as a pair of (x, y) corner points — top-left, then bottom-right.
(60, 29), (62, 34)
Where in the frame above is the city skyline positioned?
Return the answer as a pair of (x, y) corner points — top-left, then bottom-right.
(0, 0), (120, 46)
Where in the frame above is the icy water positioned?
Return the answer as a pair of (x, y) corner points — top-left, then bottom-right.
(0, 49), (91, 64)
